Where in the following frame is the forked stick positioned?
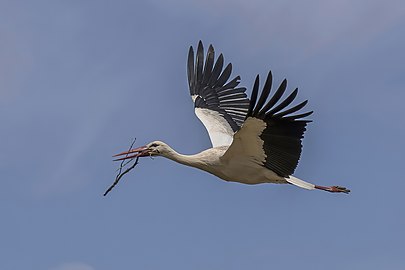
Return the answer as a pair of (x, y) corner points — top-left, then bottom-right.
(104, 139), (139, 196)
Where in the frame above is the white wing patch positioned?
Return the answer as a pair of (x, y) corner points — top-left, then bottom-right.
(195, 108), (234, 147)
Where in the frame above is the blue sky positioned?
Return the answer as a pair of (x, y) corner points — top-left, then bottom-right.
(1, 0), (405, 269)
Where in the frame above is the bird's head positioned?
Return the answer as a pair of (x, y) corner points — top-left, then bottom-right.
(113, 140), (170, 161)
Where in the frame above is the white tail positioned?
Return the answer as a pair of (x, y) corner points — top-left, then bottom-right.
(285, 175), (316, 190)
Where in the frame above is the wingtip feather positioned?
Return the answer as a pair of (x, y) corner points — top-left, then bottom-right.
(247, 75), (260, 117)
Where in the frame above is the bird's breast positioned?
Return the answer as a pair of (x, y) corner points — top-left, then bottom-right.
(206, 158), (286, 185)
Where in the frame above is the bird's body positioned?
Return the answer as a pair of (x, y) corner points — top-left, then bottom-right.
(154, 143), (285, 185)
(114, 41), (350, 194)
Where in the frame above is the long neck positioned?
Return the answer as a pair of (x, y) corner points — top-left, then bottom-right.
(161, 146), (208, 169)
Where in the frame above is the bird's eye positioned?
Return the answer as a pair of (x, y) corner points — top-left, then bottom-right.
(150, 143), (159, 148)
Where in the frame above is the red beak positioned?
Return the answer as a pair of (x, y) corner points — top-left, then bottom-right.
(113, 145), (150, 161)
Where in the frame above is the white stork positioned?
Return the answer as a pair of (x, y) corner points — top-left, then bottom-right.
(114, 41), (350, 194)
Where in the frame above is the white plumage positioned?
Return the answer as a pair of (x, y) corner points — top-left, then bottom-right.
(114, 41), (350, 194)
(194, 108), (234, 147)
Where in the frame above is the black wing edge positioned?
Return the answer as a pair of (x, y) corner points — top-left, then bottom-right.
(187, 41), (250, 130)
(188, 40), (242, 95)
(245, 71), (313, 177)
(246, 71), (313, 122)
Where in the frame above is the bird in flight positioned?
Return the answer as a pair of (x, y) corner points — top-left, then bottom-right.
(114, 41), (350, 194)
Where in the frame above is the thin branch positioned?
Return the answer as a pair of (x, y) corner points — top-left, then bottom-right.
(115, 158), (134, 172)
(104, 138), (139, 196)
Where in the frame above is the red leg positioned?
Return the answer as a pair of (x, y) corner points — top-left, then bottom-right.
(315, 185), (350, 194)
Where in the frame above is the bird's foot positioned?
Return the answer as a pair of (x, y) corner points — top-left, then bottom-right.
(315, 185), (350, 194)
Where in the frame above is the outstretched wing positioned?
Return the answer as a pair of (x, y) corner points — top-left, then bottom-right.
(188, 41), (250, 147)
(221, 71), (313, 177)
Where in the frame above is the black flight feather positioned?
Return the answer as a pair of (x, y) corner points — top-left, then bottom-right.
(244, 71), (312, 177)
(187, 41), (249, 132)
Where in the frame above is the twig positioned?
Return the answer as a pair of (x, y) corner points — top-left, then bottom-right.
(104, 156), (139, 196)
(115, 158), (134, 172)
(104, 138), (139, 196)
